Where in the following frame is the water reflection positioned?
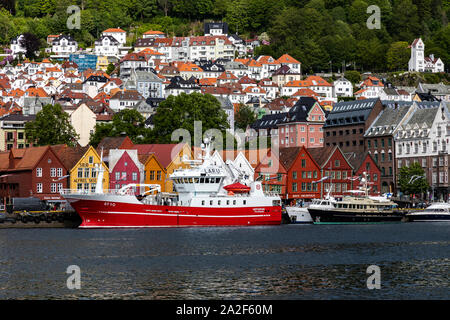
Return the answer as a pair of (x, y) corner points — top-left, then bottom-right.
(0, 224), (449, 299)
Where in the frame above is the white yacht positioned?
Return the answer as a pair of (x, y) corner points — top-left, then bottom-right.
(406, 202), (450, 222)
(285, 204), (313, 224)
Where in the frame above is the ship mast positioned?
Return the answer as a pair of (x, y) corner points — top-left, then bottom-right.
(95, 148), (105, 194)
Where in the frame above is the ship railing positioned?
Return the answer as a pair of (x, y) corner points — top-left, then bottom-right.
(60, 189), (136, 196)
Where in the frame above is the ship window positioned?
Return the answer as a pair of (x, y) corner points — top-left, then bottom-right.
(201, 200), (205, 205)
(227, 200), (230, 205)
(188, 178), (193, 183)
(218, 200), (221, 205)
(200, 178), (205, 183)
(243, 200), (247, 205)
(194, 178), (199, 183)
(216, 178), (221, 183)
(233, 200), (236, 205)
(210, 200), (213, 205)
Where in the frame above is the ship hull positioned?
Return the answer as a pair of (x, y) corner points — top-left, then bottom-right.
(65, 196), (282, 228)
(405, 213), (450, 222)
(308, 208), (405, 224)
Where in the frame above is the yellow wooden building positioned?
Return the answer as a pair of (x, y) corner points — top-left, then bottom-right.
(69, 146), (109, 192)
(137, 143), (192, 193)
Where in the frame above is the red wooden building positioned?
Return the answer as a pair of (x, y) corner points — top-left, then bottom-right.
(345, 152), (381, 196)
(254, 149), (288, 198)
(0, 146), (69, 205)
(109, 149), (144, 194)
(279, 146), (322, 204)
(308, 145), (354, 199)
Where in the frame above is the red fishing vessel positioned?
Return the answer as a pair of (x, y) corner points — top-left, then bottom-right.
(61, 140), (282, 228)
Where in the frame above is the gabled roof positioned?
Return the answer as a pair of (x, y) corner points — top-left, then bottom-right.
(134, 143), (188, 168)
(50, 144), (89, 171)
(96, 136), (135, 157)
(103, 28), (126, 33)
(276, 53), (300, 65)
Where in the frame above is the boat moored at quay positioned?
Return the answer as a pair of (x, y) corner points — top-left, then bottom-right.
(61, 140), (282, 228)
(307, 173), (405, 224)
(405, 202), (450, 222)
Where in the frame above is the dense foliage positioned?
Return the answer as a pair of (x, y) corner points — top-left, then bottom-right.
(398, 162), (429, 195)
(150, 92), (230, 146)
(25, 104), (79, 147)
(89, 109), (148, 147)
(0, 0), (449, 72)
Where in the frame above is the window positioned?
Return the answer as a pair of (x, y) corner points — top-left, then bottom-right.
(293, 171), (297, 179)
(77, 168), (83, 178)
(88, 156), (94, 164)
(150, 171), (155, 180)
(132, 172), (138, 181)
(57, 183), (63, 193)
(301, 159), (306, 168)
(50, 168), (56, 177)
(51, 183), (57, 193)
(157, 171), (161, 180)
(37, 183), (43, 193)
(292, 183), (297, 192)
(57, 168), (63, 177)
(115, 172), (120, 180)
(335, 160), (340, 167)
(36, 168), (42, 177)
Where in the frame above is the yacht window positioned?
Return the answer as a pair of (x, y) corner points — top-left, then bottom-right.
(243, 200), (247, 205)
(205, 178), (210, 183)
(188, 178), (193, 183)
(200, 178), (205, 183)
(233, 200), (236, 205)
(194, 178), (199, 183)
(183, 178), (189, 183)
(226, 200), (230, 205)
(218, 200), (221, 205)
(210, 200), (213, 205)
(216, 178), (221, 183)
(201, 200), (205, 205)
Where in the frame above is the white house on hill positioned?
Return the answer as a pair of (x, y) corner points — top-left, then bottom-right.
(408, 38), (444, 73)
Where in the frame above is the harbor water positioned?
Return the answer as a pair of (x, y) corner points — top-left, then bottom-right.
(0, 223), (449, 299)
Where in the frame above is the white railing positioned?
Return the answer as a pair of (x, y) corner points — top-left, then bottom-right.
(60, 189), (135, 196)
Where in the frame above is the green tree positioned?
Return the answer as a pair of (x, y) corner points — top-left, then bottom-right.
(398, 162), (429, 196)
(150, 92), (229, 146)
(89, 109), (149, 147)
(25, 104), (79, 147)
(344, 70), (361, 84)
(386, 41), (410, 71)
(19, 32), (41, 59)
(234, 104), (256, 131)
(106, 63), (116, 75)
